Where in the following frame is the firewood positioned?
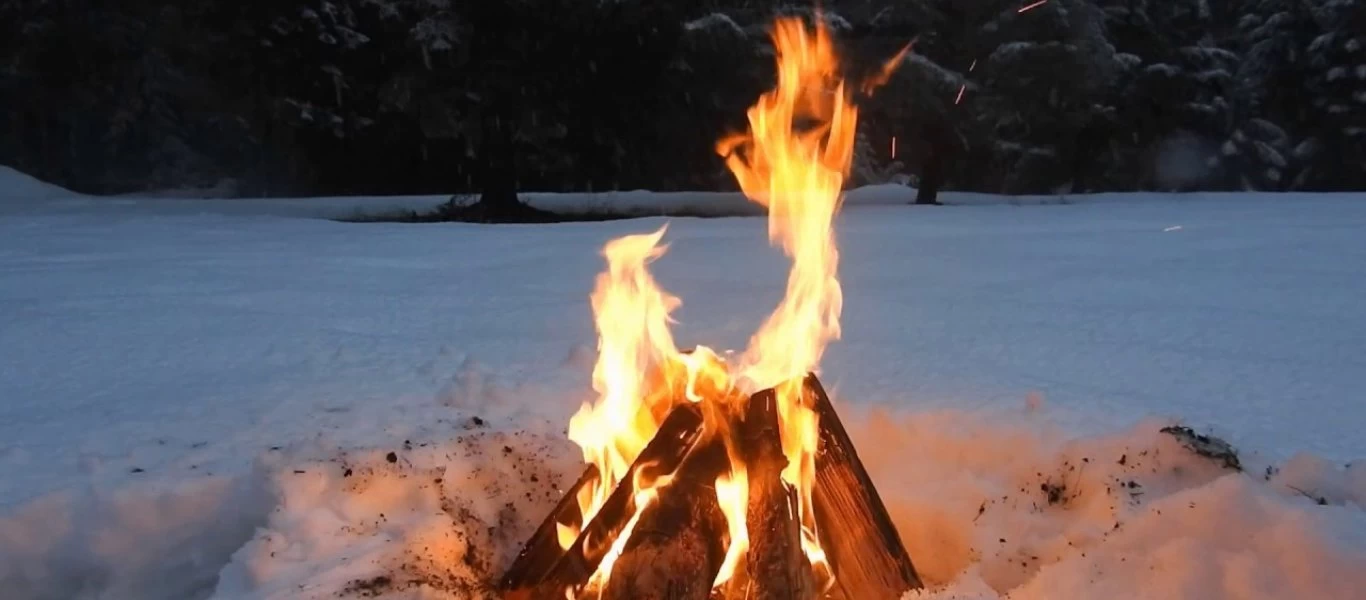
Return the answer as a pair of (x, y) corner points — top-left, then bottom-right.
(597, 444), (730, 600)
(737, 388), (815, 600)
(805, 374), (923, 599)
(521, 402), (708, 598)
(500, 465), (599, 591)
(502, 361), (701, 592)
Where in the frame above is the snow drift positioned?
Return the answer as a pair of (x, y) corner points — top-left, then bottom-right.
(114, 404), (1366, 599)
(0, 166), (81, 202)
(4, 388), (1363, 600)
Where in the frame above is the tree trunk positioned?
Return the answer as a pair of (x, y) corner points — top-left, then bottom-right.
(915, 142), (945, 206)
(477, 108), (521, 211)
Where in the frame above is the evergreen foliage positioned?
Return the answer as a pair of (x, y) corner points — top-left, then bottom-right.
(1, 0), (1362, 196)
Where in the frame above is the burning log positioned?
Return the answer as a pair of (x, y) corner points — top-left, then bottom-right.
(597, 442), (730, 600)
(500, 466), (600, 591)
(502, 375), (921, 600)
(736, 387), (816, 600)
(501, 402), (706, 598)
(806, 374), (923, 599)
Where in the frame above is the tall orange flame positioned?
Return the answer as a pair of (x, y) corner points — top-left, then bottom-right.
(565, 226), (682, 547)
(717, 14), (859, 574)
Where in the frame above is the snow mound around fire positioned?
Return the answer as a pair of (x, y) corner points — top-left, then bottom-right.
(206, 402), (1366, 600)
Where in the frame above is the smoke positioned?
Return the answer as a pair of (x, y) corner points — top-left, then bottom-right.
(1152, 132), (1216, 191)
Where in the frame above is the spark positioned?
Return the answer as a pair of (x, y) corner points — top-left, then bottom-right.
(1018, 0), (1048, 13)
(891, 136), (898, 159)
(956, 60), (977, 104)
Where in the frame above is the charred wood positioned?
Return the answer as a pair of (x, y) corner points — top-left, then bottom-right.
(732, 387), (817, 600)
(597, 441), (730, 600)
(500, 465), (600, 592)
(520, 402), (706, 598)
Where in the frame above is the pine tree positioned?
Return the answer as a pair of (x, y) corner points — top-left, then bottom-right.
(963, 0), (1124, 193)
(1298, 0), (1366, 189)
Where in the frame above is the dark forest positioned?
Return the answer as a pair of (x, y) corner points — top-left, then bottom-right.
(2, 0), (1363, 200)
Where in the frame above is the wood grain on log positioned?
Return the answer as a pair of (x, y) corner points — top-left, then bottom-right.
(502, 361), (699, 593)
(806, 374), (923, 599)
(523, 402), (707, 598)
(597, 444), (729, 600)
(737, 388), (816, 600)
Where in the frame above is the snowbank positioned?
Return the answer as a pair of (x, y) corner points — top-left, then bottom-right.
(0, 474), (269, 600)
(51, 403), (1355, 600)
(0, 166), (80, 202)
(3, 164), (1362, 221)
(860, 410), (1366, 599)
(14, 396), (1352, 599)
(522, 184), (920, 217)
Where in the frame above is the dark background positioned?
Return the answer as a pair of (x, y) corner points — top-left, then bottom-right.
(2, 0), (1362, 199)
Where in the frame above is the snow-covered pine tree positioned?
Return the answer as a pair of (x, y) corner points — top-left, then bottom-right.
(1298, 0), (1366, 189)
(1225, 0), (1324, 189)
(0, 0), (249, 193)
(968, 0), (1123, 193)
(1095, 0), (1240, 190)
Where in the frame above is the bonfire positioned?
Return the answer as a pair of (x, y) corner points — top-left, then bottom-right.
(501, 16), (920, 599)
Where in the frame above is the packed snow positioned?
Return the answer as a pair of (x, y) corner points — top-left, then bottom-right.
(1, 167), (1365, 599)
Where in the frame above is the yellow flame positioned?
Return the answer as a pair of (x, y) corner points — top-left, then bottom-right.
(565, 225), (682, 545)
(565, 227), (737, 552)
(578, 471), (675, 599)
(861, 40), (913, 95)
(556, 522), (577, 551)
(712, 468), (750, 588)
(717, 15), (859, 570)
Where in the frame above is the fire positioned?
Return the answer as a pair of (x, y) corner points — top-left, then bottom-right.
(711, 469), (749, 587)
(560, 14), (901, 596)
(717, 14), (861, 575)
(563, 226), (735, 552)
(564, 226), (683, 548)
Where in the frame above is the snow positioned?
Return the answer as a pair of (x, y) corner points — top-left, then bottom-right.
(2, 166), (1366, 599)
(1115, 52), (1141, 70)
(1309, 33), (1337, 55)
(683, 13), (745, 36)
(0, 166), (82, 202)
(1142, 63), (1180, 78)
(1252, 141), (1288, 168)
(904, 53), (970, 89)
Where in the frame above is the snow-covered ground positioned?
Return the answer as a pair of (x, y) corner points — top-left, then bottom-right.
(2, 166), (1365, 599)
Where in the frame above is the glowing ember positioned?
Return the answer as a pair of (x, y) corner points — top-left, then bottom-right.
(1018, 0), (1049, 13)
